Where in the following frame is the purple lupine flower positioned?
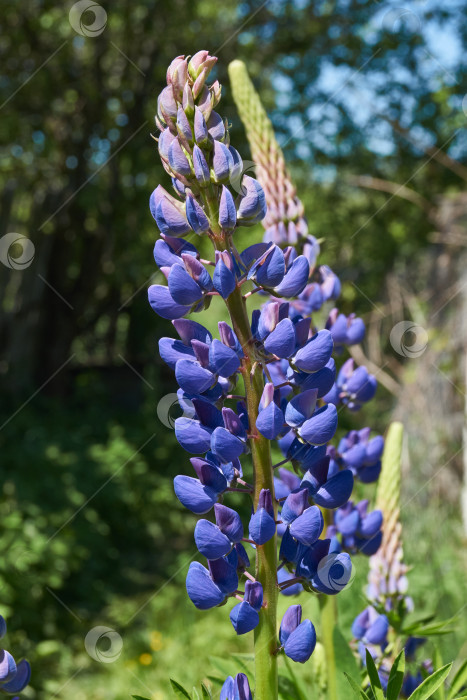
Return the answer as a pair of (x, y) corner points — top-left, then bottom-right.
(325, 358), (377, 411)
(230, 580), (263, 634)
(249, 489), (276, 545)
(333, 500), (383, 555)
(326, 308), (366, 347)
(279, 605), (316, 663)
(330, 428), (384, 483)
(221, 673), (253, 700)
(352, 606), (389, 648)
(0, 616), (31, 696)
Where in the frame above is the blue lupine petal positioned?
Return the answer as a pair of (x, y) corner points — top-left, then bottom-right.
(194, 519), (232, 559)
(186, 562), (225, 609)
(191, 457), (227, 493)
(279, 527), (300, 563)
(235, 673), (253, 700)
(279, 604), (301, 645)
(158, 337), (195, 369)
(193, 144), (210, 186)
(175, 417), (213, 453)
(352, 609), (370, 639)
(213, 258), (236, 298)
(249, 508), (276, 545)
(358, 510), (383, 538)
(278, 567), (304, 596)
(264, 318), (296, 358)
(220, 676), (235, 700)
(289, 505), (323, 546)
(237, 176), (267, 224)
(365, 615), (389, 645)
(0, 658), (31, 693)
(212, 140), (233, 182)
(153, 238), (197, 268)
(356, 531), (383, 555)
(219, 186), (237, 230)
(209, 339), (240, 377)
(240, 242), (269, 267)
(336, 509), (360, 536)
(292, 330), (333, 373)
(285, 389), (318, 428)
(174, 475), (218, 513)
(0, 649), (17, 683)
(168, 137), (191, 176)
(299, 359), (336, 398)
(207, 111), (225, 141)
(284, 619), (317, 663)
(298, 404), (338, 445)
(256, 401), (284, 440)
(175, 359), (215, 394)
(244, 580), (263, 611)
(148, 285), (190, 320)
(364, 436), (385, 464)
(208, 557), (238, 594)
(0, 616), (6, 639)
(281, 489), (309, 524)
(313, 469), (354, 509)
(211, 427), (245, 462)
(215, 503), (244, 542)
(273, 256), (310, 297)
(168, 264), (203, 305)
(186, 194), (210, 233)
(229, 601), (259, 635)
(173, 318), (212, 345)
(248, 245), (285, 288)
(192, 397), (223, 429)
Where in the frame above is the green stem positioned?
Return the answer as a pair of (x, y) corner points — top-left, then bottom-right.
(319, 508), (338, 700)
(204, 197), (278, 699)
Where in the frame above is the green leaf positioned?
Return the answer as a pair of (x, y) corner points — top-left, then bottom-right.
(365, 649), (385, 700)
(283, 656), (309, 700)
(408, 664), (453, 700)
(333, 626), (361, 699)
(279, 675), (300, 700)
(432, 646), (445, 700)
(344, 672), (371, 699)
(192, 687), (200, 700)
(448, 660), (467, 700)
(386, 649), (406, 700)
(201, 682), (212, 699)
(170, 680), (192, 699)
(231, 653), (254, 677)
(131, 696), (151, 700)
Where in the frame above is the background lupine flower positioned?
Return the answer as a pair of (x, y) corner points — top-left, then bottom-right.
(328, 428), (384, 483)
(367, 422), (410, 607)
(221, 672), (253, 700)
(0, 615), (31, 696)
(331, 499), (383, 556)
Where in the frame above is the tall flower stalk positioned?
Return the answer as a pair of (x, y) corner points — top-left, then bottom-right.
(148, 51), (382, 699)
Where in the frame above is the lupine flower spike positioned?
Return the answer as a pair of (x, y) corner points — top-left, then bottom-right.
(149, 53), (383, 699)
